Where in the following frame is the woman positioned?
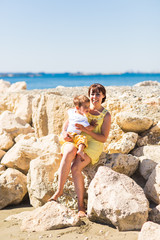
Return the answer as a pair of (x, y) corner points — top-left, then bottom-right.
(49, 83), (111, 217)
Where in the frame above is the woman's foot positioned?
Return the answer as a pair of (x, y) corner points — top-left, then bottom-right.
(78, 210), (87, 218)
(48, 190), (63, 202)
(78, 206), (87, 218)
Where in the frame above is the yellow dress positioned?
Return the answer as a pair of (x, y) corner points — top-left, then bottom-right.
(83, 108), (108, 164)
(60, 108), (108, 165)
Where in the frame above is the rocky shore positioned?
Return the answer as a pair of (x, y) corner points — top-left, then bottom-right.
(0, 79), (160, 239)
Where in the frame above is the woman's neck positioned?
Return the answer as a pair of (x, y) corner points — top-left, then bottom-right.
(90, 104), (104, 113)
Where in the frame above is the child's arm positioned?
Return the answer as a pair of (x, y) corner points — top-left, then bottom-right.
(62, 119), (73, 142)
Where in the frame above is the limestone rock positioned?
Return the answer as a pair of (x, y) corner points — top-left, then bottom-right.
(0, 129), (14, 150)
(0, 168), (27, 209)
(150, 121), (160, 133)
(8, 81), (26, 92)
(104, 153), (139, 176)
(116, 112), (153, 133)
(138, 221), (160, 240)
(1, 138), (38, 174)
(0, 164), (6, 175)
(0, 149), (5, 159)
(32, 93), (73, 137)
(0, 110), (34, 139)
(1, 134), (61, 174)
(0, 79), (11, 93)
(149, 204), (160, 224)
(132, 145), (160, 180)
(108, 132), (138, 154)
(144, 163), (160, 204)
(134, 80), (160, 86)
(14, 94), (33, 123)
(87, 166), (149, 231)
(21, 201), (82, 231)
(27, 153), (61, 207)
(139, 156), (157, 180)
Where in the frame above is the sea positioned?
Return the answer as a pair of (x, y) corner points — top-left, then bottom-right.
(2, 73), (160, 90)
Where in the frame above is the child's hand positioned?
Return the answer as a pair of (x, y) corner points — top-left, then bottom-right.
(63, 131), (73, 142)
(75, 123), (85, 131)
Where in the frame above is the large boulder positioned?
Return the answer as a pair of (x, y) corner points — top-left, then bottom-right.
(144, 163), (160, 204)
(116, 112), (153, 133)
(138, 221), (160, 240)
(0, 79), (10, 93)
(32, 93), (73, 137)
(27, 153), (61, 207)
(0, 129), (14, 151)
(132, 145), (160, 180)
(0, 168), (27, 209)
(87, 166), (149, 231)
(21, 201), (82, 231)
(0, 110), (34, 139)
(107, 132), (138, 154)
(1, 134), (61, 174)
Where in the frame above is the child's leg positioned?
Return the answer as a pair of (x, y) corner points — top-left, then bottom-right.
(77, 143), (91, 162)
(77, 143), (85, 159)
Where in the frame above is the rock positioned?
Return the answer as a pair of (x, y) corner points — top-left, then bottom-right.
(14, 94), (33, 123)
(0, 110), (34, 139)
(21, 201), (82, 231)
(105, 153), (139, 176)
(138, 221), (160, 240)
(139, 156), (157, 180)
(149, 204), (160, 223)
(144, 163), (160, 204)
(0, 164), (6, 175)
(0, 79), (11, 93)
(32, 93), (73, 137)
(108, 132), (138, 154)
(8, 81), (27, 92)
(87, 166), (149, 231)
(116, 112), (153, 133)
(1, 134), (61, 174)
(0, 129), (14, 151)
(150, 121), (160, 133)
(0, 168), (27, 209)
(134, 80), (160, 86)
(27, 153), (61, 207)
(0, 149), (6, 159)
(1, 138), (38, 174)
(5, 210), (33, 223)
(132, 145), (160, 180)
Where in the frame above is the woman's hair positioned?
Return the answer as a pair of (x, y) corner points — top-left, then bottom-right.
(73, 95), (90, 107)
(88, 83), (106, 103)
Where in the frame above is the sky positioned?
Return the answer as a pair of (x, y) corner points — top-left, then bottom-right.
(0, 0), (160, 73)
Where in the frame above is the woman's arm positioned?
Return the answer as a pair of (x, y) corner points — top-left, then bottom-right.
(75, 112), (111, 143)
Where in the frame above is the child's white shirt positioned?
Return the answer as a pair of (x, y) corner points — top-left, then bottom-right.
(67, 108), (90, 134)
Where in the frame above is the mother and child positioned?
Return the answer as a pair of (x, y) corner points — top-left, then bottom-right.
(49, 83), (111, 217)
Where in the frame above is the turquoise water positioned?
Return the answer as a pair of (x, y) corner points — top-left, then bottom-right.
(2, 73), (160, 90)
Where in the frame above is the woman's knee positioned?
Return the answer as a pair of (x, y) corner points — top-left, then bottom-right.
(63, 145), (77, 159)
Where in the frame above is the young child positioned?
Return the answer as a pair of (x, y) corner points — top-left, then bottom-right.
(61, 95), (94, 160)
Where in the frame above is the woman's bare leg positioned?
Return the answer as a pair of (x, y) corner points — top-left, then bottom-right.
(71, 154), (91, 216)
(49, 144), (77, 201)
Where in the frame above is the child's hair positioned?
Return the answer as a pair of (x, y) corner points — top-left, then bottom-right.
(88, 83), (106, 103)
(73, 95), (90, 107)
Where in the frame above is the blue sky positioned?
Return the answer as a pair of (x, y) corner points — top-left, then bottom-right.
(0, 0), (160, 73)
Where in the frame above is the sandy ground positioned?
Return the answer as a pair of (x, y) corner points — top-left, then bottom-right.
(0, 203), (139, 240)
